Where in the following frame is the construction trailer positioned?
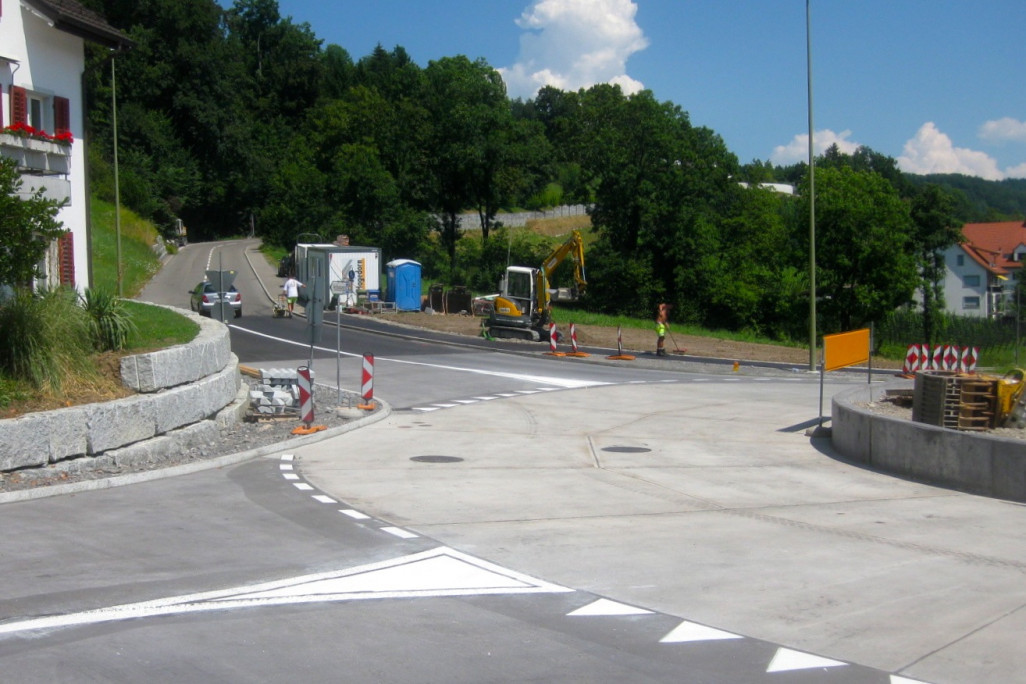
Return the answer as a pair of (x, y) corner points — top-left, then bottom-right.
(293, 244), (382, 309)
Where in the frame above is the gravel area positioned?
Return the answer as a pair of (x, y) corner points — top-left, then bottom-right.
(859, 396), (1026, 441)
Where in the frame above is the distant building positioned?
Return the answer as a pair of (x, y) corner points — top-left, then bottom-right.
(0, 0), (129, 291)
(939, 220), (1026, 317)
(737, 182), (796, 195)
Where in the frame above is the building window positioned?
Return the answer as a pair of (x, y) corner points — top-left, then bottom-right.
(963, 296), (980, 310)
(956, 254), (964, 267)
(964, 274), (980, 287)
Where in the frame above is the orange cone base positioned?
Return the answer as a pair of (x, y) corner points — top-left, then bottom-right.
(545, 351), (566, 357)
(291, 424), (326, 435)
(567, 352), (590, 358)
(606, 354), (635, 361)
(357, 403), (375, 411)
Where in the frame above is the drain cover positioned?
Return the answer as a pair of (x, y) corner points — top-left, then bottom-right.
(601, 446), (651, 454)
(411, 455), (464, 463)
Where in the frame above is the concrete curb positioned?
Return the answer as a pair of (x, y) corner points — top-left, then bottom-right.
(0, 397), (391, 505)
(832, 382), (1026, 502)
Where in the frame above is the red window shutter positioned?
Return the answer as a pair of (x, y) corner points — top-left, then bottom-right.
(54, 96), (71, 136)
(58, 232), (75, 286)
(11, 86), (27, 125)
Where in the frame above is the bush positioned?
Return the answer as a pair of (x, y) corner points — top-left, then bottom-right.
(0, 287), (94, 391)
(876, 309), (1018, 355)
(81, 288), (137, 351)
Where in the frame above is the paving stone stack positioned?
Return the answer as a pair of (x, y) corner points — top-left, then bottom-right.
(250, 368), (314, 415)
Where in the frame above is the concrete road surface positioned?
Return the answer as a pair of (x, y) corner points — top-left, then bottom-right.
(296, 379), (1026, 684)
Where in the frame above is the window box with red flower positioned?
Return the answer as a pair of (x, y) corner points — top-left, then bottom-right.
(0, 124), (73, 176)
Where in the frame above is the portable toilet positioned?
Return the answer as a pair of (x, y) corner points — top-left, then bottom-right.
(386, 259), (422, 311)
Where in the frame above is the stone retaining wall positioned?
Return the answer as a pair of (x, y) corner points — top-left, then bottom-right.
(0, 307), (245, 477)
(832, 383), (1026, 502)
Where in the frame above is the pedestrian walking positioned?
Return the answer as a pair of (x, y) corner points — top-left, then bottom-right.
(282, 275), (304, 314)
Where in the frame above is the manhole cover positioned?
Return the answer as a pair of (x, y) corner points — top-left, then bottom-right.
(411, 455), (464, 463)
(601, 446), (651, 454)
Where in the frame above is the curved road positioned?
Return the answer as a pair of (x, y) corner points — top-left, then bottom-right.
(0, 240), (1018, 683)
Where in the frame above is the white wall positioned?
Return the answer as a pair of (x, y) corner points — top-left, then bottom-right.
(2, 2), (90, 290)
(940, 246), (989, 317)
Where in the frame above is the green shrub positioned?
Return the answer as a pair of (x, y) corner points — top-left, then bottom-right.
(81, 288), (138, 352)
(0, 287), (94, 391)
(0, 376), (30, 409)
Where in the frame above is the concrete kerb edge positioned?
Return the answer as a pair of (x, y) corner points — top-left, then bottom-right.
(831, 381), (1026, 502)
(0, 397), (392, 506)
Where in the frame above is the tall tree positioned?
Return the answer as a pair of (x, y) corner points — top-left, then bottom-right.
(421, 56), (508, 270)
(909, 184), (963, 345)
(799, 166), (918, 332)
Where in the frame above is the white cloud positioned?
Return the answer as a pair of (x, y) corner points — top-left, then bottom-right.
(769, 129), (860, 165)
(979, 117), (1026, 144)
(498, 0), (648, 100)
(1005, 162), (1026, 179)
(897, 122), (1005, 180)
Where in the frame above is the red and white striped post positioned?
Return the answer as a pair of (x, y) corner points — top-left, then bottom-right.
(358, 354), (375, 409)
(568, 322), (589, 357)
(605, 325), (635, 361)
(546, 322), (565, 356)
(297, 366), (314, 426)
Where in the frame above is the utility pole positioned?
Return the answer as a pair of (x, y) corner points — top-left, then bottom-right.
(806, 0), (817, 371)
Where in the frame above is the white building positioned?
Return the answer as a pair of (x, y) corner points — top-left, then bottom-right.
(940, 220), (1026, 318)
(0, 0), (128, 291)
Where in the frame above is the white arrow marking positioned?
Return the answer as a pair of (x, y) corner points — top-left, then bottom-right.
(659, 620), (743, 643)
(0, 548), (572, 638)
(766, 647), (847, 672)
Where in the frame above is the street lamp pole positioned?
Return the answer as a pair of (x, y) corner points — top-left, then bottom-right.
(112, 56), (123, 298)
(806, 0), (817, 371)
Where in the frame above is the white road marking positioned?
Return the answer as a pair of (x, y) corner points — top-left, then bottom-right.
(232, 326), (609, 389)
(766, 648), (847, 673)
(280, 454), (294, 461)
(339, 509), (371, 520)
(312, 495), (336, 504)
(659, 620), (743, 643)
(0, 548), (572, 637)
(413, 407), (441, 412)
(293, 483), (314, 491)
(381, 526), (418, 539)
(567, 598), (653, 616)
(279, 464), (293, 471)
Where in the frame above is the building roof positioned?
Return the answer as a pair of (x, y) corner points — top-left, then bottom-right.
(959, 220), (1026, 277)
(22, 0), (131, 49)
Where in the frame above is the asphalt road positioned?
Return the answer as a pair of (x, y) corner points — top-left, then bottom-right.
(0, 239), (1009, 683)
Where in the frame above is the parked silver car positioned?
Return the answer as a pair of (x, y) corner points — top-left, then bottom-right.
(190, 281), (242, 318)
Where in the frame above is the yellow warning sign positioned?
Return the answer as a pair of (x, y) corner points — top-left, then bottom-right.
(823, 328), (870, 372)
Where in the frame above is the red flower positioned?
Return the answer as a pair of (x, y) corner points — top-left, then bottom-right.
(2, 123), (73, 145)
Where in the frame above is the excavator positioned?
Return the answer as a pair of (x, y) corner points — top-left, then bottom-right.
(485, 229), (587, 341)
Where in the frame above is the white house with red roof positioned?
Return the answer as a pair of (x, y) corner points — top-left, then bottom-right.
(941, 220), (1026, 317)
(0, 0), (128, 291)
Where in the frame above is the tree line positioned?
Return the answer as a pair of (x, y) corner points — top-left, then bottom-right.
(78, 0), (1024, 343)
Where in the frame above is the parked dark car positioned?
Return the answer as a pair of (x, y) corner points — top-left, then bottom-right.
(190, 281), (242, 318)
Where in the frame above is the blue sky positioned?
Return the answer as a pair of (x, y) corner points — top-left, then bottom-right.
(256, 0), (1026, 179)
